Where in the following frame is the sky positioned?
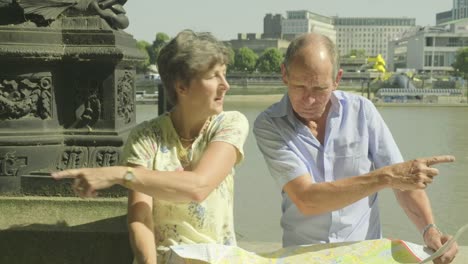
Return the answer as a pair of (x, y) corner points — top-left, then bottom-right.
(124, 0), (453, 42)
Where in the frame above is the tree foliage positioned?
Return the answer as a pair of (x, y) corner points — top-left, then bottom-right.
(347, 49), (367, 58)
(256, 48), (283, 73)
(452, 47), (468, 79)
(135, 32), (170, 73)
(233, 47), (258, 73)
(150, 32), (170, 64)
(136, 40), (151, 73)
(226, 46), (235, 72)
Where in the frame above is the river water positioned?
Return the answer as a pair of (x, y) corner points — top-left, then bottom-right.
(136, 97), (468, 245)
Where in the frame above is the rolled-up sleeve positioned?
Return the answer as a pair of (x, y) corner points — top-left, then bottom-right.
(211, 111), (249, 165)
(253, 112), (309, 190)
(121, 121), (158, 168)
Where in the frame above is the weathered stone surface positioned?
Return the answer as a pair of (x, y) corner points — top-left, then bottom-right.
(0, 3), (143, 260)
(1, 197), (468, 263)
(0, 196), (132, 263)
(0, 14), (145, 195)
(0, 0), (130, 30)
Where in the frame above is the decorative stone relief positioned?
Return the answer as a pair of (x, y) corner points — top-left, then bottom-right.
(0, 0), (129, 29)
(116, 70), (135, 124)
(0, 73), (53, 120)
(0, 152), (28, 177)
(91, 147), (119, 167)
(70, 80), (102, 129)
(57, 147), (88, 170)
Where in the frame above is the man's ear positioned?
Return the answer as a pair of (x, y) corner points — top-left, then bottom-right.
(333, 69), (343, 90)
(281, 64), (288, 85)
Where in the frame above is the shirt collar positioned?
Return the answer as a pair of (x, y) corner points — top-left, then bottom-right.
(265, 93), (290, 118)
(330, 90), (343, 115)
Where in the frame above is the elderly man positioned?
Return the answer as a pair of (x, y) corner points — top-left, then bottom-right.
(253, 33), (458, 263)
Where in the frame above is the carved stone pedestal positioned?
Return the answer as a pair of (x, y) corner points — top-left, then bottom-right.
(0, 16), (144, 195)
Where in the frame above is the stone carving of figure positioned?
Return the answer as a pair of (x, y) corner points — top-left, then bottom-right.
(0, 0), (129, 29)
(89, 0), (129, 29)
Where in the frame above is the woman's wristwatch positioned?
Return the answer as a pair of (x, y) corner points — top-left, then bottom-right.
(123, 167), (136, 187)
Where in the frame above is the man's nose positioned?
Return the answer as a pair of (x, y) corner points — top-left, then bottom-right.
(303, 93), (316, 105)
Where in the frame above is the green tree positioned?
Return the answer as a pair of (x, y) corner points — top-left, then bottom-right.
(233, 47), (258, 72)
(150, 32), (170, 64)
(136, 40), (151, 73)
(348, 49), (366, 58)
(452, 47), (468, 78)
(256, 48), (283, 73)
(226, 46), (235, 72)
(452, 47), (468, 101)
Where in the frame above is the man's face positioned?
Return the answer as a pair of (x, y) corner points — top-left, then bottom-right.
(282, 48), (339, 122)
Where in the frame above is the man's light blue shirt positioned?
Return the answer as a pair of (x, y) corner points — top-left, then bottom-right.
(253, 91), (403, 247)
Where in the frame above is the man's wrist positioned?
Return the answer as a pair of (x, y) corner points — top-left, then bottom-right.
(422, 223), (442, 240)
(370, 168), (393, 189)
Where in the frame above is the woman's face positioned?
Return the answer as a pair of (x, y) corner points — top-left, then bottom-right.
(181, 63), (230, 116)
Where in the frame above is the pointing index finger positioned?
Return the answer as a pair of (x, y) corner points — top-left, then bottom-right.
(424, 155), (455, 166)
(51, 169), (80, 179)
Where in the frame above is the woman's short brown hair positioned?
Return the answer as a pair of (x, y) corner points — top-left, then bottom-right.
(157, 30), (230, 105)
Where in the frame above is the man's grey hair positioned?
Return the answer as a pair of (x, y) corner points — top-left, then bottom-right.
(157, 30), (230, 105)
(283, 33), (340, 81)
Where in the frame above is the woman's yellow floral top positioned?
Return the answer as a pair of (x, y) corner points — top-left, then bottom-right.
(121, 111), (249, 262)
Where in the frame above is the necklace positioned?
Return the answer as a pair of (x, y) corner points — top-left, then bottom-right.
(179, 135), (197, 142)
(169, 111), (210, 143)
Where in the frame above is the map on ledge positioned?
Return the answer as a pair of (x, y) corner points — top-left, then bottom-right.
(167, 224), (468, 263)
(166, 238), (432, 263)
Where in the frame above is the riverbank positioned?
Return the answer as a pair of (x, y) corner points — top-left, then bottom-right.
(224, 93), (468, 107)
(374, 102), (468, 107)
(225, 94), (283, 103)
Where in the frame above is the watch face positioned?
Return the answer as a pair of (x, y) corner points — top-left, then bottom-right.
(125, 170), (134, 182)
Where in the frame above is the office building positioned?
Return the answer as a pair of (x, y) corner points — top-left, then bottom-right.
(454, 0), (468, 20)
(436, 0), (468, 25)
(263, 14), (284, 39)
(227, 33), (290, 55)
(281, 10), (336, 42)
(334, 17), (416, 60)
(387, 20), (468, 73)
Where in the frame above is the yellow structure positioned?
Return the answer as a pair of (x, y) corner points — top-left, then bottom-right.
(367, 54), (386, 73)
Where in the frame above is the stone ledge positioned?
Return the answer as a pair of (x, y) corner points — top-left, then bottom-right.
(0, 196), (131, 264)
(0, 196), (127, 229)
(1, 196), (466, 263)
(0, 229), (132, 264)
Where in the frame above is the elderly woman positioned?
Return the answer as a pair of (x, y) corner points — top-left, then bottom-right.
(52, 30), (249, 264)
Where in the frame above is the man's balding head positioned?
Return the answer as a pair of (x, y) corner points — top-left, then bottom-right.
(283, 33), (339, 81)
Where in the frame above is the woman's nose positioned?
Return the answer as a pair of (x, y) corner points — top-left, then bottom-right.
(221, 76), (230, 91)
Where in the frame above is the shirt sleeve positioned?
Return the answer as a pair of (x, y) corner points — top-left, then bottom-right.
(253, 112), (309, 190)
(120, 121), (159, 168)
(210, 111), (249, 165)
(365, 99), (404, 168)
